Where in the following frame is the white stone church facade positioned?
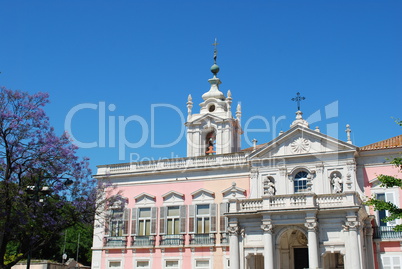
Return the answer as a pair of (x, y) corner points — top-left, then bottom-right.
(91, 49), (400, 269)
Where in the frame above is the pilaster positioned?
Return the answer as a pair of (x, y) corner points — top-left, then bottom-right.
(364, 217), (375, 269)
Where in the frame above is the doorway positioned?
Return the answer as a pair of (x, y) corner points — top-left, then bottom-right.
(278, 228), (309, 269)
(294, 248), (309, 269)
(246, 254), (264, 269)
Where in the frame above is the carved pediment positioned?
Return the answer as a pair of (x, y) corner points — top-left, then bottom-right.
(134, 192), (156, 206)
(249, 126), (357, 159)
(162, 190), (185, 205)
(222, 184), (246, 200)
(109, 195), (128, 209)
(191, 188), (215, 203)
(187, 113), (228, 125)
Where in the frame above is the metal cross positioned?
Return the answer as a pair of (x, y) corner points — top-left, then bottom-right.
(291, 92), (306, 111)
(212, 38), (219, 50)
(212, 38), (219, 62)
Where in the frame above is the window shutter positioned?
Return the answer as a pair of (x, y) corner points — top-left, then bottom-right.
(179, 205), (187, 234)
(210, 203), (217, 233)
(386, 193), (396, 226)
(151, 207), (157, 235)
(386, 193), (395, 203)
(105, 210), (112, 236)
(160, 206), (167, 235)
(220, 202), (228, 232)
(189, 205), (195, 233)
(122, 208), (130, 236)
(131, 208), (137, 235)
(393, 256), (401, 266)
(382, 256), (390, 266)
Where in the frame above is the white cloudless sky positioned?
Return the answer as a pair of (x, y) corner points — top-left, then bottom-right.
(1, 0), (401, 173)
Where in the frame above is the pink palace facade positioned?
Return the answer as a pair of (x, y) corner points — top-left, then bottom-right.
(91, 52), (402, 269)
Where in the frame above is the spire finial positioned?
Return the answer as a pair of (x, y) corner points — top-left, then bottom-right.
(212, 38), (219, 64)
(210, 38), (220, 76)
(291, 92), (306, 111)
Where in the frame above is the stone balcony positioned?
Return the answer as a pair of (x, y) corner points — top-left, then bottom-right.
(131, 235), (156, 247)
(103, 236), (127, 247)
(96, 153), (248, 175)
(160, 234), (185, 246)
(373, 226), (402, 240)
(229, 191), (364, 214)
(189, 233), (216, 246)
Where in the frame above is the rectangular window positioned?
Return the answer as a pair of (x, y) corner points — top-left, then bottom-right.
(138, 208), (151, 236)
(110, 210), (124, 237)
(381, 254), (401, 269)
(167, 206), (180, 235)
(196, 204), (210, 234)
(195, 259), (210, 269)
(165, 260), (179, 268)
(294, 179), (307, 193)
(108, 261), (121, 269)
(136, 260), (150, 268)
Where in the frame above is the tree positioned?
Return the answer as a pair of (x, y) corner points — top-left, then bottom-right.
(367, 119), (402, 231)
(0, 87), (103, 268)
(60, 223), (94, 265)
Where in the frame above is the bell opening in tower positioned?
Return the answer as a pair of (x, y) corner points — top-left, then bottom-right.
(205, 131), (216, 155)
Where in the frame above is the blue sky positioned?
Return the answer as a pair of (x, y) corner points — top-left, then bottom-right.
(1, 0), (401, 173)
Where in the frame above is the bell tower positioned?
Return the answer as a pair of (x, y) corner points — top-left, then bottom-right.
(186, 40), (242, 157)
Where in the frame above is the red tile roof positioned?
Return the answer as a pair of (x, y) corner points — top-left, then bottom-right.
(360, 135), (402, 151)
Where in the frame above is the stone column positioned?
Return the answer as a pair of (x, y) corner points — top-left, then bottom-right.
(344, 215), (361, 269)
(228, 219), (240, 269)
(261, 221), (274, 269)
(305, 217), (319, 269)
(364, 217), (375, 269)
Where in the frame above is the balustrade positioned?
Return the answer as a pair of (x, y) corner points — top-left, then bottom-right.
(104, 236), (127, 247)
(131, 235), (155, 247)
(235, 193), (361, 213)
(240, 199), (263, 211)
(99, 153), (247, 174)
(373, 226), (402, 239)
(189, 233), (216, 245)
(160, 234), (185, 246)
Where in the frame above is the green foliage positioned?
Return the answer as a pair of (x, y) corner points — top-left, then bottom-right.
(366, 118), (402, 230)
(391, 157), (402, 170)
(393, 118), (402, 127)
(376, 174), (402, 188)
(4, 242), (22, 265)
(60, 224), (93, 265)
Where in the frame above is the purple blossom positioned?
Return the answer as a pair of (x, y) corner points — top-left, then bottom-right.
(0, 87), (95, 268)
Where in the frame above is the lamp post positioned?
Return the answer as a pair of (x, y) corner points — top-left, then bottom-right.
(25, 177), (73, 269)
(25, 177), (51, 269)
(62, 231), (68, 264)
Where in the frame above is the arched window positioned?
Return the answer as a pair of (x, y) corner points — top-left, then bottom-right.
(294, 171), (308, 193)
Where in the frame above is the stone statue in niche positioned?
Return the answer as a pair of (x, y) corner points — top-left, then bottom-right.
(331, 173), (343, 193)
(263, 177), (276, 196)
